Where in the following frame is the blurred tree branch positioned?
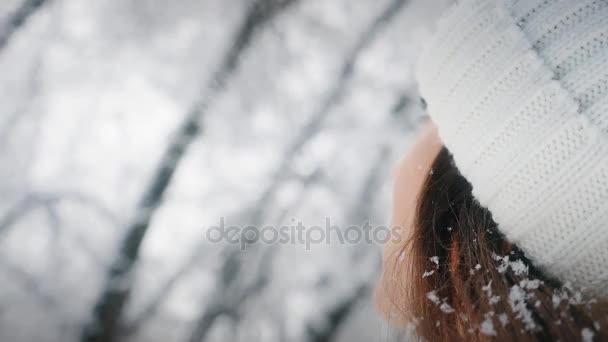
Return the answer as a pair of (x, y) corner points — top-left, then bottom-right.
(0, 191), (115, 274)
(121, 167), (322, 340)
(304, 145), (391, 342)
(120, 246), (215, 336)
(0, 191), (118, 239)
(0, 55), (42, 151)
(0, 257), (58, 309)
(248, 0), (409, 225)
(186, 168), (322, 342)
(184, 0), (408, 340)
(306, 284), (371, 342)
(0, 0), (48, 52)
(79, 1), (299, 341)
(347, 146), (391, 225)
(0, 252), (74, 325)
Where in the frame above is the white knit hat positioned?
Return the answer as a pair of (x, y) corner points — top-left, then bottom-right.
(416, 0), (608, 297)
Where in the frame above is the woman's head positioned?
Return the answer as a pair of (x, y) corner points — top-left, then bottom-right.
(416, 0), (608, 295)
(376, 0), (608, 338)
(375, 123), (608, 340)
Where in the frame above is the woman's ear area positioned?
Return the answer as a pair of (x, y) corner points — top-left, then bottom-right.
(386, 120), (443, 261)
(391, 120), (443, 230)
(374, 121), (443, 324)
(386, 120), (442, 268)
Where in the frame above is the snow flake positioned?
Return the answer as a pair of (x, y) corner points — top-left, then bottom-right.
(552, 289), (570, 308)
(581, 327), (594, 342)
(426, 291), (454, 314)
(493, 254), (509, 273)
(510, 260), (528, 276)
(569, 291), (584, 305)
(482, 281), (493, 294)
(480, 318), (497, 336)
(498, 313), (509, 327)
(439, 302), (454, 314)
(423, 270), (435, 278)
(427, 291), (440, 305)
(482, 281), (500, 304)
(470, 263), (482, 275)
(492, 253), (528, 275)
(430, 256), (439, 268)
(509, 285), (537, 331)
(519, 279), (540, 290)
(552, 293), (562, 309)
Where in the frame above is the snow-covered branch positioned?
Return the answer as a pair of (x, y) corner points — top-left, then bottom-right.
(0, 0), (48, 52)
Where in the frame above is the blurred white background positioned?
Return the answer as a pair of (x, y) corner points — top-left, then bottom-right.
(0, 0), (450, 341)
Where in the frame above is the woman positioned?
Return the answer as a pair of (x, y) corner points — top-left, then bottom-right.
(375, 0), (608, 340)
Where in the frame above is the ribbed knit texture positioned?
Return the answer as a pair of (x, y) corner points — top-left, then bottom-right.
(416, 0), (608, 297)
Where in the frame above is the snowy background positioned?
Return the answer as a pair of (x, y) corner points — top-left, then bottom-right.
(0, 0), (450, 341)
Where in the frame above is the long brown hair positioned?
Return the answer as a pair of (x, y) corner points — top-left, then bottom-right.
(383, 147), (608, 341)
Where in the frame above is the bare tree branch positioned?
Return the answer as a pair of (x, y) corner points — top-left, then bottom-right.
(0, 257), (58, 309)
(183, 1), (409, 340)
(0, 191), (119, 239)
(122, 168), (322, 340)
(0, 195), (36, 235)
(188, 4), (406, 336)
(0, 0), (48, 52)
(78, 1), (298, 341)
(0, 55), (42, 151)
(0, 253), (83, 331)
(120, 246), (213, 335)
(346, 146), (391, 225)
(187, 262), (271, 342)
(305, 284), (371, 342)
(186, 167), (323, 342)
(248, 0), (409, 225)
(0, 192), (114, 279)
(109, 0), (407, 339)
(0, 252), (73, 327)
(304, 146), (392, 342)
